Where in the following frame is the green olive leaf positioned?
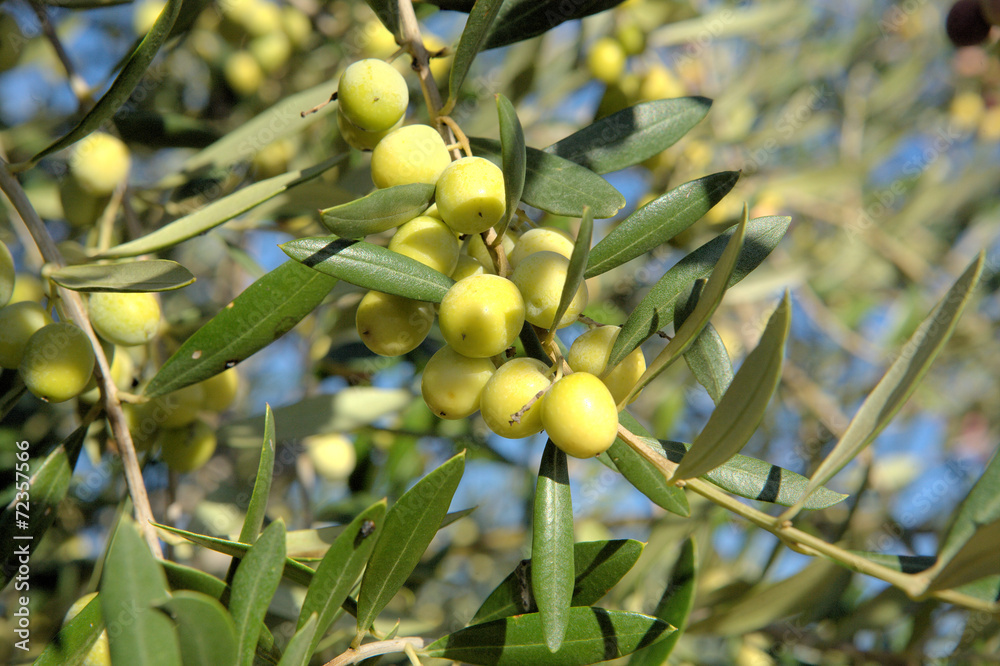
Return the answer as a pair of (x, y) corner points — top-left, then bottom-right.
(545, 98), (712, 175)
(446, 0), (505, 113)
(50, 260), (195, 292)
(496, 93), (526, 238)
(585, 172), (740, 278)
(319, 183), (435, 238)
(629, 537), (697, 666)
(280, 236), (454, 302)
(532, 441), (574, 652)
(608, 215), (790, 371)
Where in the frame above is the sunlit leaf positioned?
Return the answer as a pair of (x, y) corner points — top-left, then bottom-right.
(422, 607), (674, 665)
(299, 500), (386, 654)
(357, 452), (465, 634)
(623, 213), (747, 404)
(145, 260), (336, 397)
(280, 236), (454, 302)
(609, 215), (790, 371)
(470, 540), (644, 625)
(585, 172), (740, 278)
(550, 207), (592, 336)
(50, 260), (195, 292)
(674, 279), (734, 404)
(237, 405), (275, 546)
(157, 591), (238, 666)
(27, 0), (183, 164)
(674, 292), (790, 480)
(446, 0), (504, 113)
(849, 552), (936, 574)
(795, 254), (984, 514)
(545, 98), (712, 175)
(319, 183), (435, 238)
(469, 138), (625, 218)
(629, 537), (696, 666)
(100, 156), (343, 258)
(0, 425), (85, 590)
(687, 445), (846, 509)
(532, 441), (574, 651)
(496, 93), (526, 238)
(101, 519), (181, 665)
(230, 519), (286, 666)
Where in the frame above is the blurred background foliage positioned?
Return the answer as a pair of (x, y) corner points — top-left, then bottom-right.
(1, 0), (999, 663)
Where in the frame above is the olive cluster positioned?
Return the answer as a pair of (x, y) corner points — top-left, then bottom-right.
(337, 59), (649, 459)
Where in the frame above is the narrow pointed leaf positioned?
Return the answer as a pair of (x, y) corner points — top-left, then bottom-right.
(663, 442), (848, 509)
(935, 451), (1000, 573)
(162, 560), (229, 597)
(674, 279), (734, 405)
(144, 260), (337, 397)
(281, 236), (453, 302)
(446, 0), (505, 112)
(27, 0), (182, 164)
(623, 214), (747, 404)
(100, 156), (343, 258)
(609, 215), (790, 371)
(603, 412), (689, 516)
(586, 172), (739, 278)
(31, 590), (103, 666)
(674, 292), (790, 480)
(364, 0), (400, 38)
(469, 138), (625, 218)
(157, 591), (238, 666)
(422, 607), (674, 665)
(299, 500), (386, 653)
(278, 613), (318, 666)
(546, 98), (713, 175)
(230, 519), (286, 666)
(471, 539), (644, 625)
(953, 575), (1000, 603)
(620, 416), (846, 509)
(532, 441), (575, 651)
(101, 519), (181, 666)
(1, 424), (85, 589)
(550, 207), (592, 335)
(319, 183), (435, 238)
(179, 82), (340, 176)
(630, 537), (696, 666)
(798, 254), (984, 509)
(153, 523), (316, 587)
(237, 405), (276, 545)
(50, 260), (195, 292)
(357, 452), (466, 634)
(496, 93), (526, 238)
